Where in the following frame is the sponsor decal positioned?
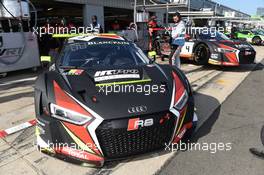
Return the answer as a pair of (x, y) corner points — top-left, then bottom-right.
(63, 69), (84, 76)
(235, 44), (250, 49)
(127, 118), (154, 131)
(177, 127), (187, 139)
(70, 41), (128, 52)
(94, 69), (140, 82)
(211, 53), (219, 59)
(244, 51), (252, 56)
(54, 146), (103, 161)
(209, 59), (221, 65)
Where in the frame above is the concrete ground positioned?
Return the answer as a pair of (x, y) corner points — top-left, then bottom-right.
(159, 59), (264, 175)
(0, 46), (263, 175)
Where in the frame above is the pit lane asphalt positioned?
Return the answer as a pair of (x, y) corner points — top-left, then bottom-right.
(159, 60), (264, 175)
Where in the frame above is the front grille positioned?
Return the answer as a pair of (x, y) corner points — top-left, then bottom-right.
(95, 112), (176, 159)
(239, 50), (256, 64)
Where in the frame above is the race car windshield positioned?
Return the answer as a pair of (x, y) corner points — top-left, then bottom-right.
(199, 32), (230, 41)
(252, 30), (264, 35)
(59, 39), (149, 69)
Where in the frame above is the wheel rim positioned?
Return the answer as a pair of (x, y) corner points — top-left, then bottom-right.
(254, 38), (261, 45)
(195, 46), (207, 62)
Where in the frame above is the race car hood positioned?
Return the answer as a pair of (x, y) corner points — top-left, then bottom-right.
(60, 65), (175, 120)
(217, 40), (254, 50)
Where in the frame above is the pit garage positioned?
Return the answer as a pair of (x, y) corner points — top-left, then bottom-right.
(104, 7), (134, 32)
(30, 0), (83, 27)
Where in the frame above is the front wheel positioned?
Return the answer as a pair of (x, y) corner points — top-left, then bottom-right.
(193, 44), (210, 65)
(252, 36), (262, 45)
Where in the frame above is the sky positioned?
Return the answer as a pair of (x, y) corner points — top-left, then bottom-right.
(215, 0), (264, 15)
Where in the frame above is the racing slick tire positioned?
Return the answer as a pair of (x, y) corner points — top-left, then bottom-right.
(252, 36), (262, 45)
(193, 44), (210, 65)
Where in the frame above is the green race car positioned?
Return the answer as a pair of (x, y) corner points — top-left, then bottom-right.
(235, 30), (264, 45)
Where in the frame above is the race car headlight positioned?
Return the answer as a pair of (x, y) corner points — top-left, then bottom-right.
(50, 103), (92, 125)
(217, 48), (236, 53)
(174, 90), (189, 110)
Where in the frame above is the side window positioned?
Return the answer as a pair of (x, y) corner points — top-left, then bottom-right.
(1, 20), (11, 32)
(11, 20), (20, 32)
(241, 31), (249, 35)
(22, 20), (29, 32)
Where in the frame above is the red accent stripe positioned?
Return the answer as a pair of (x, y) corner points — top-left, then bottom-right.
(28, 119), (37, 125)
(172, 72), (185, 106)
(63, 122), (101, 156)
(98, 34), (121, 39)
(218, 44), (239, 64)
(0, 130), (8, 138)
(53, 81), (91, 116)
(127, 118), (140, 131)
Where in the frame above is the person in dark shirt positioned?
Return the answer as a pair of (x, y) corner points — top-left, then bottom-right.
(148, 15), (158, 51)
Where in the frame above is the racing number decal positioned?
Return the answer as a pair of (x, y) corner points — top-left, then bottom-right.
(180, 42), (195, 57)
(185, 46), (190, 52)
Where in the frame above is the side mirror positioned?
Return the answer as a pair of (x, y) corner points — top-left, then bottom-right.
(148, 51), (157, 64)
(40, 56), (52, 63)
(40, 56), (52, 68)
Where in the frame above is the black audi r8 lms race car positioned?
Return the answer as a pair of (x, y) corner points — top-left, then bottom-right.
(180, 31), (256, 66)
(34, 34), (198, 167)
(155, 29), (256, 66)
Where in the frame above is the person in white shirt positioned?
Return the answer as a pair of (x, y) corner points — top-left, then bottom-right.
(170, 12), (186, 69)
(90, 15), (103, 33)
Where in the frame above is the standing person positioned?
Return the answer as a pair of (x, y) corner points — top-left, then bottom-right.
(169, 12), (186, 69)
(111, 19), (120, 31)
(128, 22), (138, 42)
(148, 15), (158, 51)
(230, 25), (237, 39)
(90, 15), (103, 33)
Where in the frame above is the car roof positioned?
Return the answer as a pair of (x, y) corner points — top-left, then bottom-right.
(64, 33), (126, 42)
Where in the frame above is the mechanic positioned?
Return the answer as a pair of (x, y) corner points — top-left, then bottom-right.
(148, 15), (158, 51)
(128, 22), (138, 42)
(169, 12), (186, 69)
(90, 15), (103, 33)
(111, 19), (120, 31)
(230, 25), (238, 39)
